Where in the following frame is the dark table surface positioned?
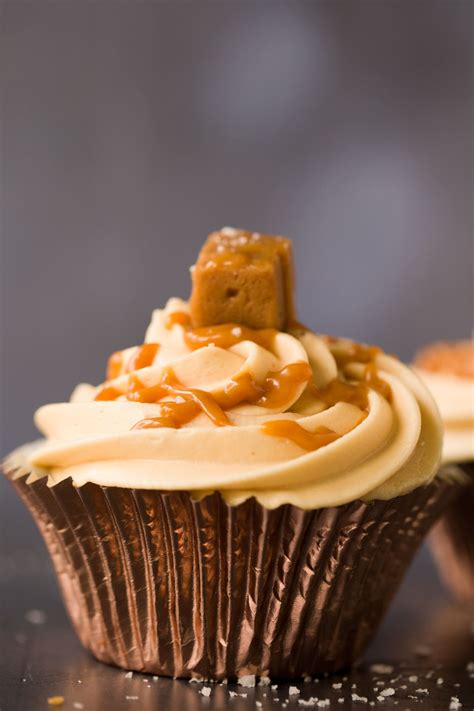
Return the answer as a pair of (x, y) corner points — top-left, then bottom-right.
(1, 528), (474, 711)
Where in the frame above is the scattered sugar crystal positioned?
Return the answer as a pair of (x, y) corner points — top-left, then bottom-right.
(256, 703), (263, 708)
(437, 677), (443, 685)
(375, 681), (385, 687)
(188, 678), (202, 683)
(466, 661), (474, 673)
(259, 676), (271, 686)
(426, 670), (434, 679)
(408, 675), (418, 682)
(124, 672), (133, 679)
(316, 701), (330, 708)
(289, 686), (301, 695)
(238, 674), (256, 687)
(400, 685), (407, 689)
(271, 685), (278, 691)
(338, 700), (344, 705)
(450, 698), (462, 710)
(298, 699), (318, 708)
(25, 609), (47, 625)
(229, 691), (238, 698)
(370, 664), (394, 675)
(415, 688), (428, 695)
(379, 688), (395, 697)
(352, 693), (368, 703)
(332, 682), (342, 689)
(199, 687), (211, 697)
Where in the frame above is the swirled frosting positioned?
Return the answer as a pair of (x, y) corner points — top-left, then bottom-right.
(414, 340), (474, 464)
(25, 298), (442, 509)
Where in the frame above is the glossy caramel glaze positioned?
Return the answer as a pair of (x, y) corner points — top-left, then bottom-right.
(261, 420), (340, 451)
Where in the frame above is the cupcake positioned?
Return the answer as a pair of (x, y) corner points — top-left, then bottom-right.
(4, 228), (462, 680)
(414, 339), (474, 601)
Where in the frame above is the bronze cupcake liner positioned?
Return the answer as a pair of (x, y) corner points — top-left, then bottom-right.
(430, 462), (474, 603)
(4, 461), (465, 679)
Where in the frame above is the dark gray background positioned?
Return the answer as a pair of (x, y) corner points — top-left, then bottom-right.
(0, 0), (472, 631)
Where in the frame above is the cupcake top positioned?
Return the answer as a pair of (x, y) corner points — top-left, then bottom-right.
(26, 228), (442, 509)
(414, 340), (474, 464)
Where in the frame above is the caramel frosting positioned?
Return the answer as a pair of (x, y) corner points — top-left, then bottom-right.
(414, 340), (474, 463)
(17, 297), (442, 509)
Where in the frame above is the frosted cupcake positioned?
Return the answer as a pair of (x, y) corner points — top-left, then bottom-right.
(4, 229), (462, 679)
(414, 339), (474, 601)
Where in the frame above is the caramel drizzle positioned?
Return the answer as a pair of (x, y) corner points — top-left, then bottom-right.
(106, 343), (160, 381)
(165, 310), (278, 352)
(98, 312), (391, 452)
(261, 420), (340, 451)
(96, 362), (313, 429)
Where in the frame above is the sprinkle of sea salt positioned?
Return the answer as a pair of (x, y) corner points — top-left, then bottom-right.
(256, 703), (263, 709)
(332, 682), (342, 689)
(352, 693), (368, 703)
(238, 674), (256, 687)
(408, 675), (418, 682)
(466, 661), (474, 672)
(25, 609), (47, 625)
(199, 687), (211, 697)
(415, 688), (428, 695)
(229, 691), (238, 698)
(259, 676), (271, 686)
(303, 675), (312, 683)
(124, 672), (133, 679)
(125, 697), (138, 702)
(271, 685), (278, 691)
(338, 700), (344, 705)
(370, 664), (394, 675)
(73, 704), (84, 710)
(298, 699), (318, 708)
(437, 677), (443, 685)
(317, 701), (330, 708)
(379, 688), (395, 697)
(289, 686), (301, 695)
(449, 698), (462, 711)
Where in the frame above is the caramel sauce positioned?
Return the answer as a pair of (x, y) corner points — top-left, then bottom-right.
(364, 362), (392, 401)
(332, 342), (381, 368)
(106, 343), (159, 381)
(184, 323), (278, 352)
(310, 378), (369, 411)
(261, 420), (340, 451)
(165, 311), (191, 329)
(126, 370), (230, 427)
(99, 310), (391, 438)
(106, 351), (123, 381)
(95, 385), (122, 401)
(127, 343), (160, 372)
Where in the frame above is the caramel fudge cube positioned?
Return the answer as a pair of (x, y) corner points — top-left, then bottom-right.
(190, 228), (294, 330)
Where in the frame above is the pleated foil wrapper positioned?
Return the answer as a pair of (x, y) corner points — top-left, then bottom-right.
(4, 460), (465, 680)
(430, 462), (474, 603)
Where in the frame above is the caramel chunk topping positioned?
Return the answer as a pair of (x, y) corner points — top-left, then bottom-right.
(189, 227), (295, 330)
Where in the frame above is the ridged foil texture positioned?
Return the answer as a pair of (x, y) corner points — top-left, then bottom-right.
(4, 463), (464, 679)
(430, 462), (474, 603)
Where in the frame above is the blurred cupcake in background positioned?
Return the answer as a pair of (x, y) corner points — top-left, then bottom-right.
(414, 339), (474, 602)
